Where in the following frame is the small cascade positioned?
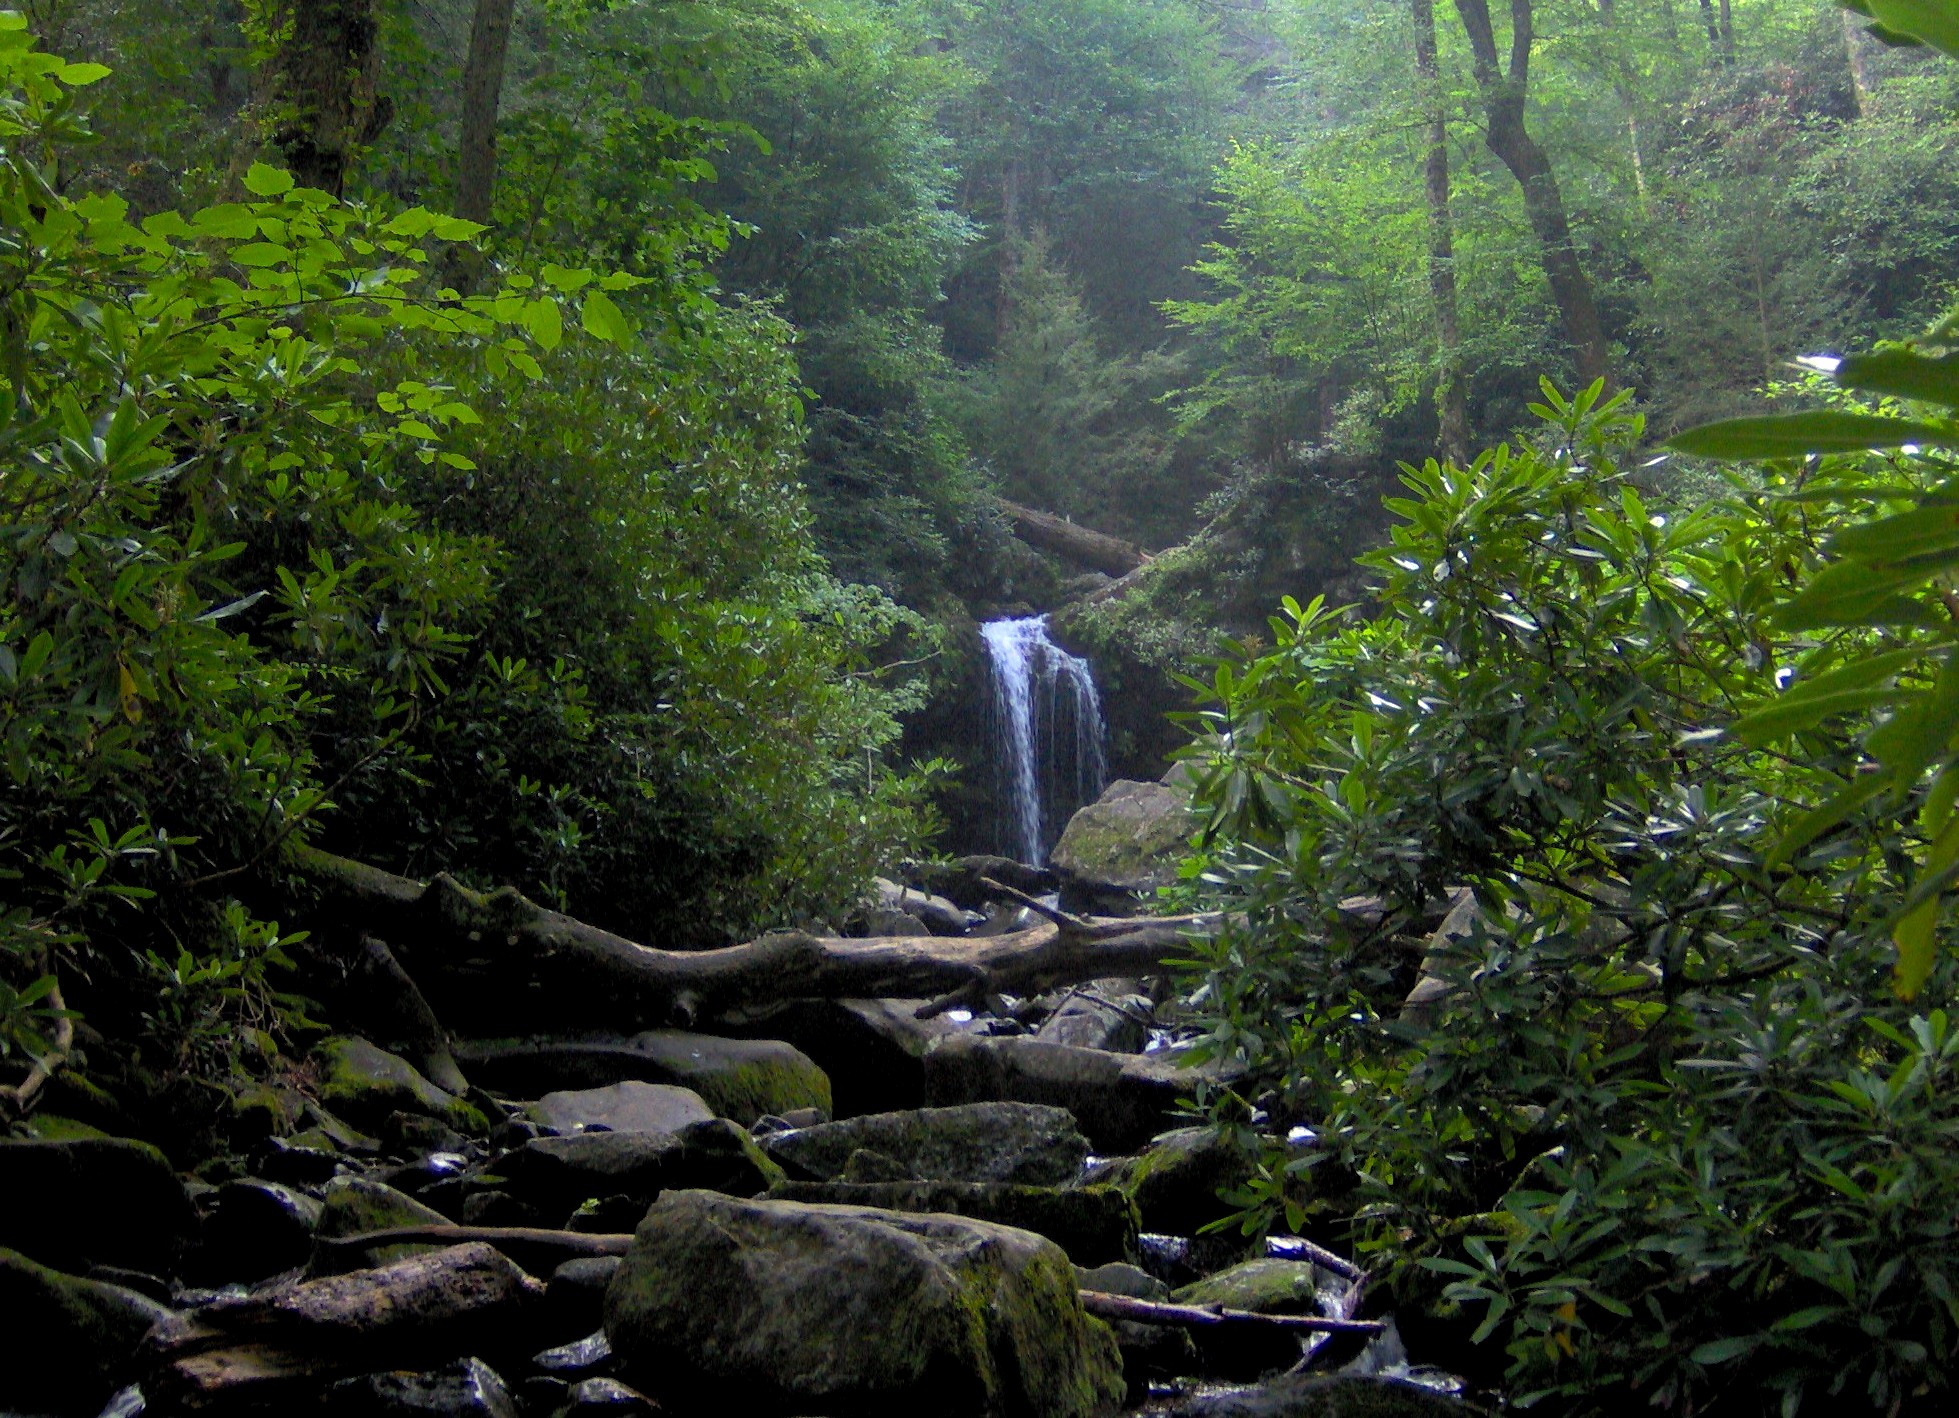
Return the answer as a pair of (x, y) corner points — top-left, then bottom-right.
(980, 615), (1107, 864)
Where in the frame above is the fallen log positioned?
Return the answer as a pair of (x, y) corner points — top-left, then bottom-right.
(997, 497), (1148, 577)
(292, 844), (1216, 1032)
(1078, 1290), (1381, 1337)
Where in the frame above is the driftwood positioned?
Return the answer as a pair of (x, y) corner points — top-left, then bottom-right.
(997, 497), (1148, 577)
(1077, 1290), (1381, 1336)
(293, 844), (1216, 1032)
(316, 1223), (632, 1261)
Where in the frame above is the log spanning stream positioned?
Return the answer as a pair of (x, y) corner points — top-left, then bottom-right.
(981, 614), (1107, 863)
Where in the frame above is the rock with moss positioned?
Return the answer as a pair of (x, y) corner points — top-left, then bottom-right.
(1050, 778), (1195, 914)
(498, 1118), (783, 1219)
(718, 996), (974, 1115)
(0, 1245), (177, 1414)
(924, 1035), (1206, 1153)
(0, 1134), (196, 1274)
(768, 1180), (1138, 1266)
(316, 1037), (489, 1136)
(604, 1190), (1125, 1417)
(761, 1102), (1089, 1186)
(1174, 1257), (1338, 1314)
(456, 1032), (830, 1126)
(314, 1175), (456, 1270)
(1087, 1126), (1258, 1235)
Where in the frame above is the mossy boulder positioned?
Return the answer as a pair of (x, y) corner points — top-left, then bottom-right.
(0, 1245), (176, 1414)
(604, 1190), (1125, 1417)
(315, 1036), (489, 1136)
(761, 1102), (1089, 1186)
(314, 1175), (455, 1270)
(0, 1134), (195, 1273)
(768, 1180), (1139, 1266)
(456, 1032), (830, 1126)
(1173, 1257), (1337, 1314)
(1088, 1126), (1259, 1235)
(1050, 778), (1194, 913)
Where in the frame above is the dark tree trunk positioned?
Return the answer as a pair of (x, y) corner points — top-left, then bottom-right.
(1411, 0), (1470, 462)
(261, 0), (392, 198)
(997, 497), (1147, 576)
(1451, 0), (1612, 389)
(456, 0), (517, 224)
(1842, 7), (1872, 117)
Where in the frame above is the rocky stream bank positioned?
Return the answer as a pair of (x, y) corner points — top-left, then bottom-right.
(1, 782), (1469, 1418)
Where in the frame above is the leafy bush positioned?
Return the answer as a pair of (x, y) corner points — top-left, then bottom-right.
(1177, 381), (1959, 1413)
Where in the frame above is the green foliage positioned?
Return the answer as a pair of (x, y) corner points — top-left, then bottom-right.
(0, 17), (935, 1106)
(1177, 383), (1959, 1413)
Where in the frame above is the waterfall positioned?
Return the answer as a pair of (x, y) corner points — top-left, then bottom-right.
(981, 615), (1107, 864)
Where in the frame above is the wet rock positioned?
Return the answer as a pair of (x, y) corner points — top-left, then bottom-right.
(526, 1081), (715, 1136)
(604, 1189), (1125, 1417)
(1150, 1375), (1468, 1417)
(769, 1180), (1138, 1265)
(314, 1175), (456, 1270)
(457, 1033), (830, 1126)
(324, 1356), (519, 1416)
(0, 1245), (177, 1414)
(533, 1329), (613, 1377)
(1088, 1127), (1257, 1235)
(0, 1135), (196, 1273)
(924, 1035), (1202, 1153)
(761, 1102), (1089, 1186)
(383, 1111), (473, 1157)
(720, 997), (971, 1116)
(856, 904), (935, 936)
(556, 1376), (656, 1415)
(317, 1037), (489, 1136)
(1050, 778), (1195, 914)
(499, 1118), (783, 1217)
(256, 1134), (344, 1186)
(200, 1178), (323, 1281)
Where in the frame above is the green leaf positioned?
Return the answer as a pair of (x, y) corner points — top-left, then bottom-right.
(229, 242), (290, 268)
(57, 61), (111, 85)
(242, 163), (295, 197)
(1729, 685), (1897, 741)
(1667, 411), (1954, 458)
(1768, 771), (1894, 868)
(1836, 347), (1959, 410)
(1867, 0), (1959, 58)
(1689, 1336), (1757, 1365)
(523, 298), (563, 351)
(579, 290), (630, 344)
(1774, 559), (1946, 630)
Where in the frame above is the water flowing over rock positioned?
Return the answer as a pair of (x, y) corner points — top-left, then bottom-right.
(982, 615), (1108, 863)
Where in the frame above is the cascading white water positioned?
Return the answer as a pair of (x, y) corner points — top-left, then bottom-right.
(981, 615), (1107, 864)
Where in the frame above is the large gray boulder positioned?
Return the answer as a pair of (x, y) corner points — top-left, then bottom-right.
(761, 1102), (1089, 1186)
(924, 1035), (1203, 1153)
(0, 1134), (196, 1273)
(457, 1033), (830, 1125)
(1050, 778), (1194, 914)
(603, 1190), (1125, 1417)
(524, 1081), (714, 1136)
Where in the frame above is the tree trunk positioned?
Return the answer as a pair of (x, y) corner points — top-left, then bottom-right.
(1451, 0), (1612, 389)
(456, 0), (517, 224)
(259, 0), (393, 198)
(1697, 0), (1721, 58)
(997, 497), (1148, 576)
(1842, 7), (1872, 117)
(1410, 0), (1471, 462)
(291, 845), (1212, 1033)
(1717, 0), (1734, 63)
